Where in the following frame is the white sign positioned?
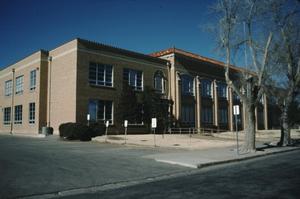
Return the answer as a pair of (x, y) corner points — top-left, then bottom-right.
(151, 118), (157, 128)
(87, 114), (90, 121)
(233, 105), (240, 115)
(124, 120), (128, 128)
(106, 121), (109, 127)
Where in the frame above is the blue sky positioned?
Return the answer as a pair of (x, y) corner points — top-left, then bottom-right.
(0, 0), (219, 69)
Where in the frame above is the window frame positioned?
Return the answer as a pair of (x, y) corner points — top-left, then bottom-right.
(3, 107), (11, 125)
(89, 62), (113, 87)
(29, 102), (35, 124)
(15, 75), (24, 95)
(181, 75), (194, 96)
(30, 70), (37, 90)
(88, 99), (114, 124)
(201, 79), (212, 98)
(5, 80), (12, 96)
(14, 105), (22, 124)
(154, 71), (165, 94)
(217, 82), (227, 99)
(123, 68), (143, 91)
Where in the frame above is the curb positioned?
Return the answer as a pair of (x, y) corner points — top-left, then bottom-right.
(197, 147), (300, 168)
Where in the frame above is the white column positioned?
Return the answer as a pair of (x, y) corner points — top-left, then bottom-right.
(195, 77), (201, 131)
(213, 80), (218, 126)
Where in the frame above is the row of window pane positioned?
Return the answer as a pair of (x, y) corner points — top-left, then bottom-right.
(3, 103), (35, 125)
(4, 69), (37, 96)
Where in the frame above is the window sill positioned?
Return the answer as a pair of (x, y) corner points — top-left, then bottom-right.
(15, 92), (23, 96)
(89, 84), (115, 90)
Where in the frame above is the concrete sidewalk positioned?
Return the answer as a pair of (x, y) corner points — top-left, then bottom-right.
(93, 133), (300, 168)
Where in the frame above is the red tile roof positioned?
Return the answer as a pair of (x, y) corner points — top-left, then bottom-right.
(150, 47), (249, 73)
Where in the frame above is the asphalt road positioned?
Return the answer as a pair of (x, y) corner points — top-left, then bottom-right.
(0, 135), (188, 199)
(62, 150), (300, 199)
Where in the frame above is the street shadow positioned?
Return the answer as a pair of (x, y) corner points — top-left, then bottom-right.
(256, 139), (300, 151)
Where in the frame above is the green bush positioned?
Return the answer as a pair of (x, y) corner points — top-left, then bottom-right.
(59, 122), (92, 141)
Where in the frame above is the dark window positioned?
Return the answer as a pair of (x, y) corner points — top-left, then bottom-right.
(89, 63), (113, 87)
(154, 71), (165, 93)
(123, 69), (143, 91)
(14, 105), (22, 124)
(219, 107), (228, 124)
(201, 79), (212, 97)
(88, 99), (113, 124)
(181, 104), (195, 125)
(3, 107), (11, 125)
(29, 103), (35, 124)
(201, 106), (213, 124)
(217, 82), (227, 98)
(181, 75), (194, 96)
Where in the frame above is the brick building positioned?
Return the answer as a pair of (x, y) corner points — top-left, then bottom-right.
(0, 38), (279, 135)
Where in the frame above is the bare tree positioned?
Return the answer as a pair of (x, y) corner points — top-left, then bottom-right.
(269, 1), (300, 146)
(214, 0), (275, 152)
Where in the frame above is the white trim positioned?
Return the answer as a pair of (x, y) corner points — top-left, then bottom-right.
(78, 48), (167, 70)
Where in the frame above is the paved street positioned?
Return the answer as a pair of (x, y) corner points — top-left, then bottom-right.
(0, 134), (299, 199)
(0, 135), (188, 199)
(63, 150), (300, 199)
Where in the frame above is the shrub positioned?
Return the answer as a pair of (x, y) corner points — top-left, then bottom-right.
(89, 122), (106, 137)
(59, 122), (92, 141)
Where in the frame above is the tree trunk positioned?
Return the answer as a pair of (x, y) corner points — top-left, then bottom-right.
(243, 103), (256, 152)
(278, 103), (291, 146)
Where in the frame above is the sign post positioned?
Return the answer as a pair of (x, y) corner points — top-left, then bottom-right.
(233, 105), (240, 155)
(105, 121), (109, 143)
(151, 118), (157, 147)
(124, 120), (128, 144)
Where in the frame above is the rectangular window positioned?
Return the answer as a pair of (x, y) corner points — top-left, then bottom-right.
(201, 79), (212, 97)
(89, 63), (113, 87)
(29, 103), (35, 124)
(5, 80), (12, 96)
(181, 104), (195, 125)
(3, 107), (11, 125)
(15, 76), (24, 94)
(88, 99), (113, 124)
(217, 83), (227, 98)
(30, 70), (36, 90)
(123, 69), (143, 91)
(201, 106), (213, 124)
(14, 105), (22, 124)
(181, 75), (194, 96)
(219, 107), (228, 124)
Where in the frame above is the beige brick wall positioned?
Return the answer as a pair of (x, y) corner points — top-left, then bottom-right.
(48, 40), (77, 134)
(0, 51), (48, 134)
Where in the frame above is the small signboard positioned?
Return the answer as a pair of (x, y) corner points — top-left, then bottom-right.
(87, 114), (90, 121)
(105, 121), (109, 127)
(124, 120), (128, 128)
(151, 118), (157, 128)
(233, 105), (240, 115)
